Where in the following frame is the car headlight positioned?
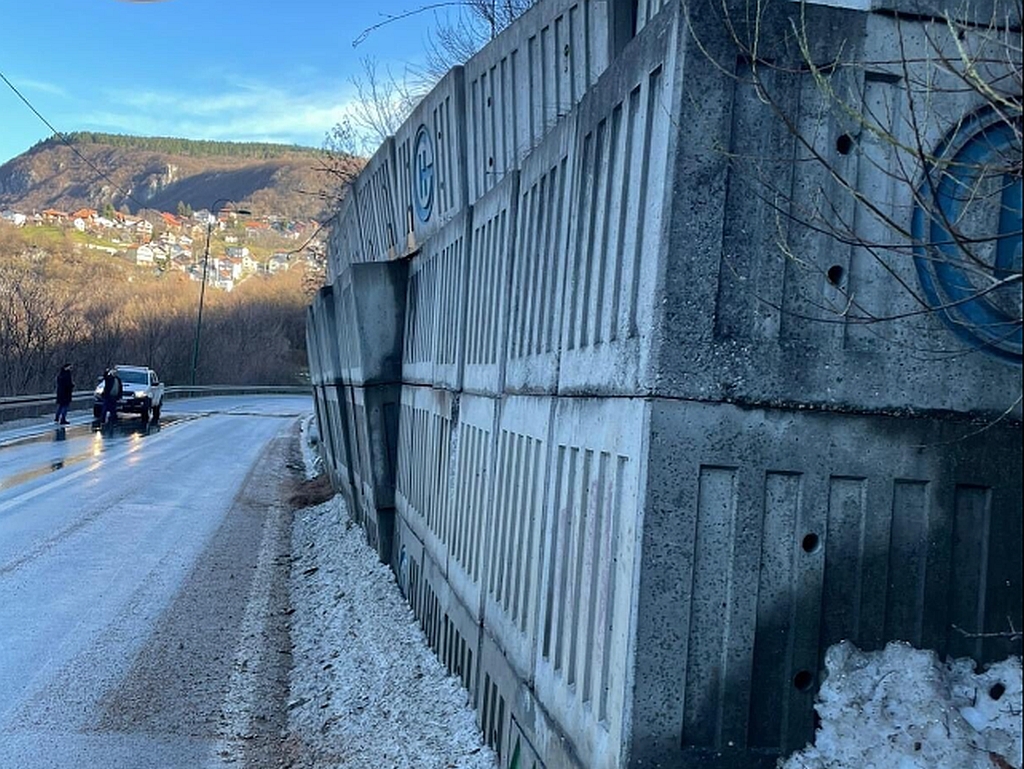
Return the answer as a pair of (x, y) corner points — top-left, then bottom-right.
(134, 390), (147, 399)
(94, 384), (104, 396)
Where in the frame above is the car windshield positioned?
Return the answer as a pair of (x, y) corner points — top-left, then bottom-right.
(118, 370), (148, 385)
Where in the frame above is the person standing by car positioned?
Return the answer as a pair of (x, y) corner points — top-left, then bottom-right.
(100, 367), (122, 425)
(54, 363), (74, 425)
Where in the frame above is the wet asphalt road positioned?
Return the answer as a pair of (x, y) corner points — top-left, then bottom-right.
(0, 396), (309, 769)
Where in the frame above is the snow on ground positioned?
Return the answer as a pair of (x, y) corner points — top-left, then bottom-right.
(780, 642), (1022, 769)
(288, 417), (498, 769)
(297, 417), (1021, 769)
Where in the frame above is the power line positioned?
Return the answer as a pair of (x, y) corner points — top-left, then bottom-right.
(0, 67), (151, 212)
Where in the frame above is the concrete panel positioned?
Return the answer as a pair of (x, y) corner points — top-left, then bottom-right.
(557, 8), (680, 396)
(336, 260), (408, 386)
(347, 384), (402, 562)
(401, 212), (471, 390)
(656, 5), (1021, 414)
(444, 393), (498, 623)
(399, 524), (483, 701)
(395, 384), (457, 573)
(534, 396), (649, 769)
(630, 398), (1022, 767)
(483, 395), (556, 682)
(505, 116), (575, 395)
(464, 174), (519, 396)
(353, 138), (402, 263)
(464, 0), (611, 203)
(394, 68), (468, 257)
(327, 191), (363, 282)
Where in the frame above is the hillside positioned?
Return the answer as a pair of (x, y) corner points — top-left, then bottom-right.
(0, 133), (361, 220)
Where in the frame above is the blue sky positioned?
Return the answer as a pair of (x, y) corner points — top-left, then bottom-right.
(0, 0), (448, 165)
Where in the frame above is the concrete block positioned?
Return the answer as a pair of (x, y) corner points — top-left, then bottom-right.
(654, 4), (1021, 414)
(399, 522), (483, 701)
(533, 396), (650, 769)
(463, 0), (612, 204)
(556, 8), (680, 396)
(401, 212), (471, 390)
(353, 138), (402, 263)
(336, 260), (408, 386)
(394, 68), (469, 258)
(478, 620), (588, 769)
(395, 385), (458, 573)
(482, 394), (556, 682)
(505, 116), (575, 395)
(630, 398), (1022, 766)
(446, 393), (499, 623)
(327, 192), (363, 281)
(464, 174), (519, 397)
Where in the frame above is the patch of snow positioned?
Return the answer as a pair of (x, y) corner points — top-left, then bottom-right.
(289, 426), (497, 769)
(781, 641), (1022, 769)
(298, 414), (323, 481)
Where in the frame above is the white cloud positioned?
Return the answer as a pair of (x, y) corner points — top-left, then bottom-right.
(12, 77), (66, 97)
(79, 80), (366, 149)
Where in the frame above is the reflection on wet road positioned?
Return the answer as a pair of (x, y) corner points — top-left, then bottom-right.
(0, 415), (185, 493)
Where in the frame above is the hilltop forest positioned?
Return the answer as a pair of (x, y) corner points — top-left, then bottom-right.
(0, 132), (360, 220)
(0, 225), (312, 398)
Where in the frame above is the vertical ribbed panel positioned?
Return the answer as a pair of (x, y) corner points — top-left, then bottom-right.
(401, 213), (469, 390)
(506, 116), (575, 394)
(353, 138), (400, 263)
(634, 0), (670, 33)
(821, 475), (890, 651)
(748, 471), (825, 752)
(534, 397), (645, 769)
(327, 191), (364, 283)
(483, 395), (553, 679)
(394, 68), (468, 257)
(464, 0), (610, 203)
(446, 393), (496, 622)
(558, 9), (677, 395)
(394, 385), (455, 572)
(464, 173), (519, 396)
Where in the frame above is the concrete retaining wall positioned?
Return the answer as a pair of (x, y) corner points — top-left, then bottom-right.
(307, 0), (1022, 767)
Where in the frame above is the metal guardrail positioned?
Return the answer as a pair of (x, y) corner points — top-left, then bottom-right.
(0, 385), (311, 415)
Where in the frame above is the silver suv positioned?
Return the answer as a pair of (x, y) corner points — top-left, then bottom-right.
(93, 365), (165, 423)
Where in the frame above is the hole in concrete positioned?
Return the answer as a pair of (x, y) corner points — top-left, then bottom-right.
(802, 533), (821, 553)
(990, 682), (1006, 701)
(827, 265), (844, 286)
(914, 742), (922, 751)
(488, 156), (494, 167)
(794, 670), (814, 691)
(836, 134), (854, 155)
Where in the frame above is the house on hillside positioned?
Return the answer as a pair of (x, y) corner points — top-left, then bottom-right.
(160, 212), (183, 230)
(268, 253), (290, 273)
(132, 244), (155, 266)
(1, 210), (26, 227)
(41, 209), (68, 224)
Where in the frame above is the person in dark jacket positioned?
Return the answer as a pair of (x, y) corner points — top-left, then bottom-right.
(54, 363), (74, 425)
(100, 367), (122, 425)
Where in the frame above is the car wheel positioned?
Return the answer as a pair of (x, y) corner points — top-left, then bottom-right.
(93, 404), (102, 420)
(152, 403), (161, 421)
(140, 398), (151, 424)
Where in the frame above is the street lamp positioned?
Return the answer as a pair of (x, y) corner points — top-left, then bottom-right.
(190, 199), (250, 386)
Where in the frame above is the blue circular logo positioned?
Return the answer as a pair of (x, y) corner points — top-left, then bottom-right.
(412, 124), (435, 224)
(912, 109), (1022, 364)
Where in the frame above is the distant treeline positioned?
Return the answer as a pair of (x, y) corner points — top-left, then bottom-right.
(38, 132), (321, 160)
